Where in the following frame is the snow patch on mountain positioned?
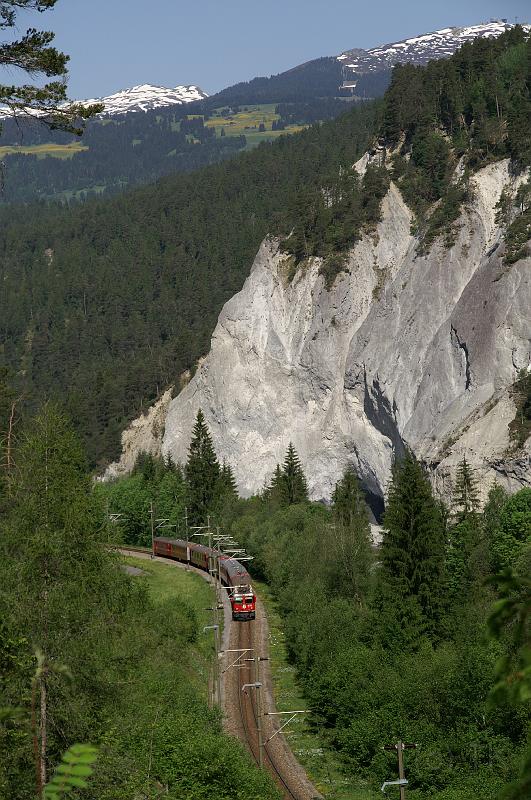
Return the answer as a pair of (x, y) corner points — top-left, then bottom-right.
(0, 83), (207, 120)
(338, 20), (530, 83)
(81, 84), (208, 116)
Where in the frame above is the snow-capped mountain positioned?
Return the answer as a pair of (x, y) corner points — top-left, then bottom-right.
(0, 83), (208, 120)
(338, 20), (529, 89)
(82, 84), (208, 116)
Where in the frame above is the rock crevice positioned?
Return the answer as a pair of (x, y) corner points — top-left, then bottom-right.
(106, 159), (530, 507)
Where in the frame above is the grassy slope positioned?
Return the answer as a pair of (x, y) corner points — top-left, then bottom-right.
(0, 142), (88, 159)
(204, 104), (306, 147)
(103, 556), (280, 800)
(255, 579), (379, 800)
(122, 554), (215, 669)
(11, 105), (305, 163)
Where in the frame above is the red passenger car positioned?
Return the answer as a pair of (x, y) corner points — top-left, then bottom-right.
(153, 536), (256, 621)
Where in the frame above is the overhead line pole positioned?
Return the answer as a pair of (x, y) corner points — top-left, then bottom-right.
(383, 741), (417, 798)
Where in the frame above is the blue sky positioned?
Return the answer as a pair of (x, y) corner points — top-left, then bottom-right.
(8, 0), (530, 98)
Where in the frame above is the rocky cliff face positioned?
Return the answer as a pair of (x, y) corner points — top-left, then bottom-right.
(104, 389), (173, 480)
(107, 159), (530, 510)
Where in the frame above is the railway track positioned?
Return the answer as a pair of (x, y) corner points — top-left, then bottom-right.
(118, 547), (319, 800)
(236, 619), (300, 800)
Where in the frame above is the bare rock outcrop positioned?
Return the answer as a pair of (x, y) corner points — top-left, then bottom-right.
(104, 388), (173, 480)
(108, 159), (530, 509)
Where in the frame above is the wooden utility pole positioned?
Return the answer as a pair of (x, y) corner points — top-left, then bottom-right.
(150, 500), (155, 558)
(184, 507), (189, 569)
(397, 742), (405, 800)
(383, 741), (417, 799)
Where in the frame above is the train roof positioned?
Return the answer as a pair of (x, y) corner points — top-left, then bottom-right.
(154, 537), (244, 568)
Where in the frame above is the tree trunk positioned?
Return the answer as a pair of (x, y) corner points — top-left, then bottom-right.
(39, 673), (47, 794)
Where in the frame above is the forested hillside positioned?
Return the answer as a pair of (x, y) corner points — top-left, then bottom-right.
(0, 102), (377, 466)
(0, 94), (355, 203)
(0, 400), (280, 799)
(0, 27), (529, 469)
(0, 106), (246, 202)
(284, 26), (530, 268)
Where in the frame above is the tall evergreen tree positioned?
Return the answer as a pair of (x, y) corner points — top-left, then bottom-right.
(381, 450), (446, 634)
(264, 463), (284, 505)
(219, 460), (238, 500)
(266, 443), (308, 506)
(184, 409), (221, 524)
(332, 468), (368, 528)
(0, 403), (128, 795)
(330, 468), (373, 602)
(452, 456), (480, 521)
(282, 442), (308, 505)
(447, 457), (484, 598)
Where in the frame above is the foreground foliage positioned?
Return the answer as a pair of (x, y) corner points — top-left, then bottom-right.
(0, 404), (279, 799)
(223, 456), (530, 799)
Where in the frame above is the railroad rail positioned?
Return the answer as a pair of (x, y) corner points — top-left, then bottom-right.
(236, 619), (300, 800)
(117, 546), (320, 800)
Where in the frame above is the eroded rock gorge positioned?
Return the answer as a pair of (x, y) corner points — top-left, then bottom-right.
(107, 158), (530, 511)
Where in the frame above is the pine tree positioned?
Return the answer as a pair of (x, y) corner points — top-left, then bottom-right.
(332, 467), (368, 528)
(282, 442), (308, 504)
(0, 1), (102, 132)
(452, 456), (480, 521)
(267, 443), (308, 506)
(184, 409), (221, 524)
(381, 450), (445, 635)
(264, 463), (284, 505)
(330, 468), (373, 602)
(0, 403), (116, 792)
(447, 457), (483, 598)
(219, 460), (238, 500)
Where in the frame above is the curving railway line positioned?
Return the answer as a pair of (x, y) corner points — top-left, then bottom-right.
(236, 619), (299, 799)
(119, 546), (320, 800)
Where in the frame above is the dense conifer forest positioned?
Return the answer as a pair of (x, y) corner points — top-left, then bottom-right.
(0, 97), (355, 202)
(1, 29), (529, 468)
(0, 102), (377, 466)
(0, 107), (247, 202)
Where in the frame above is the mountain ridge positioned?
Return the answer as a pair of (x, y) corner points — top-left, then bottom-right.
(338, 19), (529, 73)
(81, 83), (208, 116)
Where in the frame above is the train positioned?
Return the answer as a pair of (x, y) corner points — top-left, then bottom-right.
(153, 536), (256, 621)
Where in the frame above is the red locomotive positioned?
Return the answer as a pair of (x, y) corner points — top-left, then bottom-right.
(153, 537), (256, 621)
(227, 585), (256, 621)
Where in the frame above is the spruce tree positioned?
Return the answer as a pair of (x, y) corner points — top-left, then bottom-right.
(381, 450), (445, 635)
(282, 442), (308, 504)
(452, 456), (480, 521)
(184, 409), (221, 524)
(447, 457), (483, 598)
(264, 463), (284, 505)
(266, 443), (308, 506)
(0, 403), (127, 793)
(332, 467), (368, 528)
(219, 460), (238, 500)
(331, 468), (373, 602)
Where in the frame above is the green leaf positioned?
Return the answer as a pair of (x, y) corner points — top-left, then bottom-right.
(44, 743), (97, 798)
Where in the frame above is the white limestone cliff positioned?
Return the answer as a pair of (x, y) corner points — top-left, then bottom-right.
(104, 388), (173, 480)
(106, 159), (530, 509)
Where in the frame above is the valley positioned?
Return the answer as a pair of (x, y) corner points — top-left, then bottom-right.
(0, 7), (529, 800)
